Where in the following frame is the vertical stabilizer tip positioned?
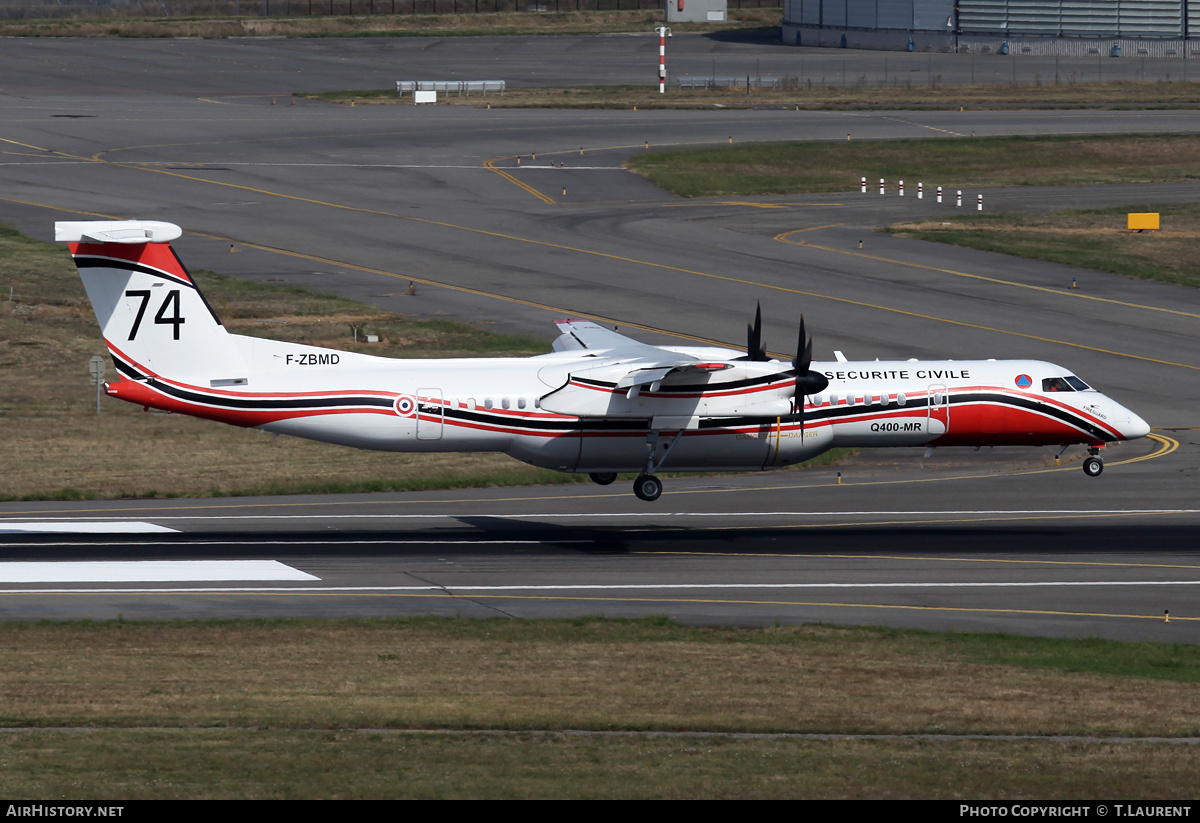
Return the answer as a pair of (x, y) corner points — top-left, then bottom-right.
(55, 221), (182, 245)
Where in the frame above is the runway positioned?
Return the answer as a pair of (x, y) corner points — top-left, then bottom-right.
(1, 36), (1198, 638)
(2, 433), (1196, 640)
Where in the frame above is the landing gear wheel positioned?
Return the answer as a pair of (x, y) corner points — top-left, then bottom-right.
(589, 472), (617, 486)
(633, 474), (663, 502)
(1082, 456), (1104, 477)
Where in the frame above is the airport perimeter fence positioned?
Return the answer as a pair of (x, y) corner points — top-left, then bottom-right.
(0, 0), (778, 18)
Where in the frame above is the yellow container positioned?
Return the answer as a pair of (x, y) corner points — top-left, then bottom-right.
(1127, 213), (1160, 231)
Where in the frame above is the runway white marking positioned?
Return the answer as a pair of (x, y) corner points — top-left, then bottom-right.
(0, 521), (179, 534)
(0, 560), (318, 583)
(0, 540), (593, 548)
(0, 580), (1195, 594)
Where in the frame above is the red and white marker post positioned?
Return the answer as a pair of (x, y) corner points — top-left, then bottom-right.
(655, 26), (671, 94)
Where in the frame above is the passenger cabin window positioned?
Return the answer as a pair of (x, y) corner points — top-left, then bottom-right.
(517, 397), (526, 410)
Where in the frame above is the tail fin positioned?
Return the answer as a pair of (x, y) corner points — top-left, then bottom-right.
(56, 221), (246, 382)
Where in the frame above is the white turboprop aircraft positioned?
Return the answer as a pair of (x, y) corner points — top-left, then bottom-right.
(57, 220), (1151, 501)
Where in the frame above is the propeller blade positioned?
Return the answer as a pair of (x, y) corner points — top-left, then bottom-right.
(792, 314), (829, 398)
(792, 315), (813, 374)
(745, 302), (768, 362)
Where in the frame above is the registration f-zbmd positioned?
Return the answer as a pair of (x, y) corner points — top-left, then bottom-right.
(58, 220), (1151, 502)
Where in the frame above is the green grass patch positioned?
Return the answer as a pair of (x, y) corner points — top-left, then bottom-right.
(887, 203), (1200, 289)
(0, 9), (780, 40)
(627, 134), (1200, 197)
(306, 79), (1200, 111)
(2, 729), (1197, 799)
(0, 617), (1197, 797)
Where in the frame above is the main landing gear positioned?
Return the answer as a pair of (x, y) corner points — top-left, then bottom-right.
(1083, 447), (1104, 477)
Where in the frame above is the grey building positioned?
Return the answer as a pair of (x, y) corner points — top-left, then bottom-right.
(782, 1), (1200, 55)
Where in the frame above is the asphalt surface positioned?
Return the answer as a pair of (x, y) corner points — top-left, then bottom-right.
(1, 36), (1198, 639)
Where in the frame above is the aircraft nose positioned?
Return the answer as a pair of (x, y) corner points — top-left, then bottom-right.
(1122, 409), (1151, 440)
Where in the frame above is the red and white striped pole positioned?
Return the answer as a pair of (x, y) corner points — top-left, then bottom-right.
(899, 180), (905, 196)
(937, 186), (943, 203)
(656, 26), (670, 94)
(977, 193), (983, 211)
(918, 182), (923, 199)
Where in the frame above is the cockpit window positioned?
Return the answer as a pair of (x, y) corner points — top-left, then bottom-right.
(1042, 377), (1074, 392)
(1064, 376), (1092, 391)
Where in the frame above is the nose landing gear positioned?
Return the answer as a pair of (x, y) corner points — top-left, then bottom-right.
(1082, 447), (1103, 477)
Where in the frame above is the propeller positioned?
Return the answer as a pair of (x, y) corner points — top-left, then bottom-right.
(745, 302), (769, 362)
(791, 315), (829, 433)
(738, 304), (828, 429)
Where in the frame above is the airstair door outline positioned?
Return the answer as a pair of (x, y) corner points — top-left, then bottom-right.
(927, 383), (949, 435)
(416, 388), (443, 440)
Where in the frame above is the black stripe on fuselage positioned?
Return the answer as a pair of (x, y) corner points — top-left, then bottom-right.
(144, 378), (394, 412)
(804, 389), (1113, 441)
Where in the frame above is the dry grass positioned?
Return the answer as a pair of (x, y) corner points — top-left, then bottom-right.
(2, 621), (1197, 736)
(0, 413), (577, 498)
(0, 620), (1198, 797)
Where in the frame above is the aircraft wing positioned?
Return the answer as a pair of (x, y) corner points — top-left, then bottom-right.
(552, 319), (667, 356)
(551, 319), (735, 389)
(542, 321), (741, 416)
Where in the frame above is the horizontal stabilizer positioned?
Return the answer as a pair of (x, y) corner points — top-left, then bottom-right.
(55, 221), (182, 245)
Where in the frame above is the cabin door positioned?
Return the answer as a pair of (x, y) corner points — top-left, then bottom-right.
(416, 388), (443, 440)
